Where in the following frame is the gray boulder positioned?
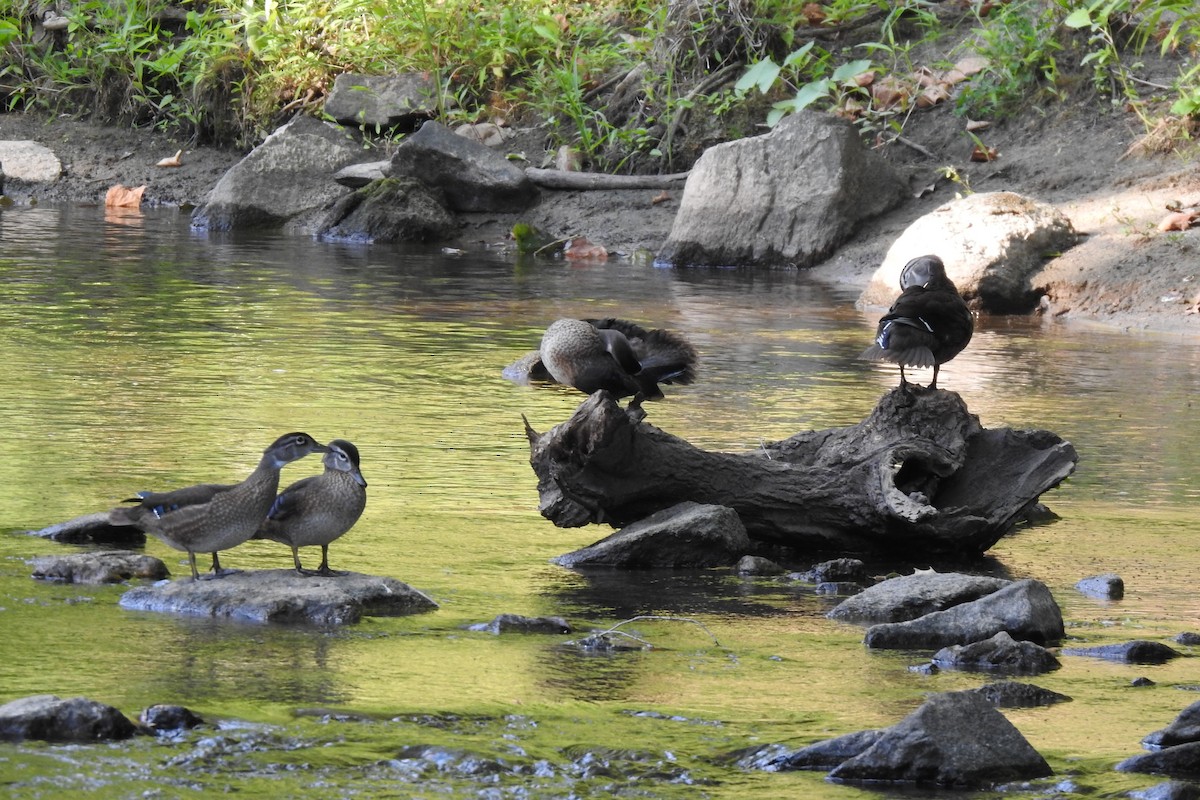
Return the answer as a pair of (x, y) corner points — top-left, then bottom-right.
(1118, 742), (1200, 780)
(118, 569), (437, 624)
(1062, 640), (1183, 664)
(932, 630), (1061, 675)
(467, 613), (571, 634)
(762, 729), (884, 772)
(859, 191), (1078, 313)
(553, 501), (750, 569)
(192, 115), (373, 233)
(656, 111), (905, 268)
(333, 159), (389, 188)
(140, 704), (205, 734)
(31, 550), (168, 584)
(323, 72), (438, 130)
(864, 578), (1064, 650)
(1145, 701), (1200, 749)
(388, 120), (538, 212)
(0, 140), (62, 184)
(0, 694), (139, 742)
(827, 691), (1052, 788)
(1076, 572), (1124, 599)
(795, 557), (866, 584)
(735, 555), (786, 575)
(315, 177), (457, 243)
(970, 680), (1071, 708)
(25, 511), (145, 545)
(1133, 782), (1200, 800)
(827, 570), (1010, 624)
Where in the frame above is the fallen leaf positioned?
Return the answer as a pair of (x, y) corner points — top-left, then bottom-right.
(801, 3), (826, 25)
(105, 184), (146, 208)
(970, 143), (999, 162)
(1157, 210), (1199, 232)
(854, 71), (876, 88)
(965, 118), (991, 132)
(563, 236), (608, 261)
(156, 149), (182, 168)
(916, 83), (951, 108)
(955, 56), (989, 76)
(940, 68), (969, 85)
(651, 191), (672, 205)
(912, 66), (939, 88)
(871, 75), (909, 108)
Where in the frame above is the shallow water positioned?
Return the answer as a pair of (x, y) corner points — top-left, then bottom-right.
(0, 204), (1198, 798)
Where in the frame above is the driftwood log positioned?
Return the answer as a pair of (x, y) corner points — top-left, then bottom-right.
(524, 387), (1078, 555)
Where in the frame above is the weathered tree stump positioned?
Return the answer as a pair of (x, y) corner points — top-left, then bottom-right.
(524, 387), (1077, 555)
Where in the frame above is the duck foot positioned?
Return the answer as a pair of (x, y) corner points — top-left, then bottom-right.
(297, 566), (347, 578)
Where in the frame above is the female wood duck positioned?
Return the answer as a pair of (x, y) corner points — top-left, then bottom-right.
(252, 439), (367, 577)
(537, 317), (697, 403)
(108, 432), (327, 581)
(860, 254), (974, 389)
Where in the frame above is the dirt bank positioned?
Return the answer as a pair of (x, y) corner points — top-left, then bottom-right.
(1, 107), (1197, 335)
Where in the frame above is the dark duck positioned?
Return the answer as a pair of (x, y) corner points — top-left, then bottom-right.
(859, 255), (974, 389)
(253, 439), (368, 577)
(108, 432), (327, 581)
(537, 317), (697, 404)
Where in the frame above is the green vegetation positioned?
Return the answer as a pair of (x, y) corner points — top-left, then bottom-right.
(0, 0), (1197, 166)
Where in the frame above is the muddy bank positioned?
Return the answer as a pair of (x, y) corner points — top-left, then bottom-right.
(0, 108), (1197, 334)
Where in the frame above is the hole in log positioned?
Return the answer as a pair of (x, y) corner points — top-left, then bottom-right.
(894, 457), (943, 506)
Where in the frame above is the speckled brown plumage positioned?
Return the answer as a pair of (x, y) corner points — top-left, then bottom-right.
(253, 439), (367, 576)
(108, 432), (327, 580)
(538, 318), (696, 401)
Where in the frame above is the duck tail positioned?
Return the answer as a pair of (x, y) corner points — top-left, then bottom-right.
(636, 328), (698, 386)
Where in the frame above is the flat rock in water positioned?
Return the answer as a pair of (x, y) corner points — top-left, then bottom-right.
(827, 570), (1011, 625)
(31, 550), (168, 584)
(119, 569), (438, 625)
(1076, 572), (1124, 600)
(864, 579), (1064, 650)
(553, 501), (750, 569)
(932, 630), (1061, 675)
(25, 511), (146, 545)
(140, 704), (205, 734)
(1132, 781), (1200, 800)
(763, 729), (885, 772)
(1117, 741), (1200, 779)
(970, 680), (1072, 708)
(468, 613), (571, 634)
(827, 691), (1052, 788)
(1062, 640), (1183, 664)
(0, 694), (139, 742)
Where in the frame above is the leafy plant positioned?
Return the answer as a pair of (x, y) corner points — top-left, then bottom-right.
(736, 42), (873, 127)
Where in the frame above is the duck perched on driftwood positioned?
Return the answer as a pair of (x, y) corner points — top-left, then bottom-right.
(108, 432), (327, 580)
(531, 317), (697, 408)
(253, 439), (368, 576)
(860, 255), (974, 389)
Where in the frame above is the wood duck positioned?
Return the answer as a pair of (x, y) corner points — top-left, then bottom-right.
(108, 432), (327, 581)
(537, 317), (697, 404)
(252, 439), (367, 577)
(859, 255), (974, 389)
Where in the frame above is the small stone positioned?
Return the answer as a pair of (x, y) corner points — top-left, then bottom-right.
(735, 555), (785, 575)
(1075, 573), (1124, 600)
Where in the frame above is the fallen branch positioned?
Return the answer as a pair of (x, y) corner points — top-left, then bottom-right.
(525, 168), (691, 191)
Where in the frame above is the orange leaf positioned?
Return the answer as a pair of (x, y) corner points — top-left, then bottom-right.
(651, 191), (672, 205)
(1157, 211), (1199, 232)
(156, 149), (183, 168)
(969, 144), (999, 162)
(563, 236), (608, 261)
(105, 184), (146, 208)
(801, 3), (826, 24)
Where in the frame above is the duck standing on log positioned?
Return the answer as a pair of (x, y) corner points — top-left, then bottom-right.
(253, 439), (368, 577)
(860, 255), (974, 389)
(108, 432), (328, 581)
(537, 317), (697, 409)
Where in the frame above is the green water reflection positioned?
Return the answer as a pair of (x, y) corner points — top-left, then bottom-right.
(0, 205), (1198, 798)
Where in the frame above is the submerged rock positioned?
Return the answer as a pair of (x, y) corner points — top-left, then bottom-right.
(863, 579), (1064, 650)
(970, 680), (1072, 708)
(553, 501), (750, 569)
(1144, 700), (1200, 749)
(761, 729), (885, 772)
(827, 570), (1010, 624)
(140, 704), (205, 734)
(0, 694), (139, 742)
(468, 613), (571, 634)
(1132, 780), (1200, 800)
(31, 550), (168, 584)
(827, 691), (1052, 788)
(796, 558), (866, 584)
(932, 631), (1061, 675)
(1063, 640), (1183, 664)
(1117, 742), (1200, 779)
(1076, 572), (1125, 600)
(314, 176), (456, 243)
(118, 569), (437, 625)
(735, 555), (785, 575)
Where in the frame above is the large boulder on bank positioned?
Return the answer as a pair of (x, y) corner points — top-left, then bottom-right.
(656, 111), (905, 267)
(31, 550), (169, 584)
(553, 501), (750, 569)
(119, 569), (438, 624)
(860, 191), (1078, 313)
(388, 120), (538, 212)
(827, 691), (1052, 788)
(314, 176), (457, 243)
(0, 695), (139, 742)
(863, 578), (1064, 650)
(323, 72), (438, 130)
(191, 115), (373, 233)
